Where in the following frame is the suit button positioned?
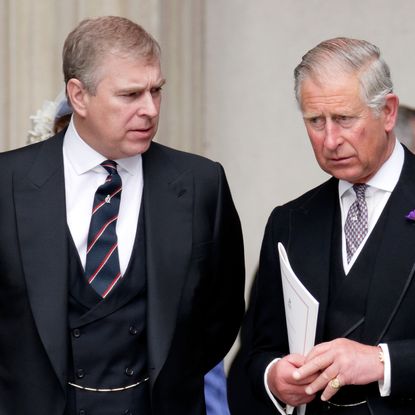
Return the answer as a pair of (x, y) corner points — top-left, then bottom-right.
(129, 326), (138, 335)
(79, 410), (86, 415)
(76, 368), (85, 379)
(73, 328), (81, 338)
(125, 367), (134, 376)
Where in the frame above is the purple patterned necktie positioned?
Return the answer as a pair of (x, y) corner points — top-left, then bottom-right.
(344, 184), (368, 263)
(85, 160), (122, 298)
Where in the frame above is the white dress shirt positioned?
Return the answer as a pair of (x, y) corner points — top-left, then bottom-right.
(63, 118), (143, 275)
(265, 139), (404, 413)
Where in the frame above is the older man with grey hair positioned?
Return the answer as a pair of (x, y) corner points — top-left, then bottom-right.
(244, 37), (415, 414)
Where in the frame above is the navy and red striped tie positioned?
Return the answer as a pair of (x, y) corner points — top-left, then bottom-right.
(85, 160), (122, 298)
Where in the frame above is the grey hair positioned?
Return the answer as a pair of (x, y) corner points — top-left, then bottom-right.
(63, 16), (161, 94)
(294, 37), (393, 115)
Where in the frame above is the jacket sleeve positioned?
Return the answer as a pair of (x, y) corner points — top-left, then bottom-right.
(246, 207), (291, 402)
(201, 162), (245, 373)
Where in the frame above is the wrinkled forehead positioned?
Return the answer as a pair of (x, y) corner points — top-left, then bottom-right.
(299, 69), (365, 109)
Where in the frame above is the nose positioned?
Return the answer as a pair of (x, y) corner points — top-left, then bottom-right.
(137, 92), (159, 118)
(323, 120), (342, 150)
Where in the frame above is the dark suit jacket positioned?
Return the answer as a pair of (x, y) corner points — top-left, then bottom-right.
(0, 131), (245, 415)
(247, 147), (415, 414)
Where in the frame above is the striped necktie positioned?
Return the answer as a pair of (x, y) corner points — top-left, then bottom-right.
(85, 160), (122, 298)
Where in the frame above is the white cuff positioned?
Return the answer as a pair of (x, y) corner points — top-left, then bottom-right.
(264, 358), (287, 415)
(378, 343), (391, 397)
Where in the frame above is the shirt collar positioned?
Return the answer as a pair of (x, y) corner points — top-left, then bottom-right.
(338, 138), (404, 198)
(63, 118), (141, 176)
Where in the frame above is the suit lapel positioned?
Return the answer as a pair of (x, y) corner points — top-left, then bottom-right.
(287, 178), (338, 343)
(142, 143), (193, 385)
(14, 134), (68, 391)
(363, 151), (415, 343)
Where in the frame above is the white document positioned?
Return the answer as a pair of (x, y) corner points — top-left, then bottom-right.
(278, 242), (319, 415)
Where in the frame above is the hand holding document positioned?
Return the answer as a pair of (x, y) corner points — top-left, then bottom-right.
(278, 243), (319, 415)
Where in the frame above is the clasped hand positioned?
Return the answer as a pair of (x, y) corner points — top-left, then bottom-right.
(267, 338), (384, 405)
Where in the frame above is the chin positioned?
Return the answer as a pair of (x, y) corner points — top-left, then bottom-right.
(125, 140), (153, 157)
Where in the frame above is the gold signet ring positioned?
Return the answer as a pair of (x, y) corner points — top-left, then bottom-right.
(329, 378), (341, 389)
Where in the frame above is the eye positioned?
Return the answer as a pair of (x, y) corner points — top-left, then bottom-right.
(335, 115), (355, 128)
(150, 86), (163, 96)
(306, 116), (325, 130)
(121, 91), (140, 99)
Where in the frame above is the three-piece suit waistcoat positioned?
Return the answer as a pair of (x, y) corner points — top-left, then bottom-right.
(307, 203), (390, 414)
(65, 210), (151, 415)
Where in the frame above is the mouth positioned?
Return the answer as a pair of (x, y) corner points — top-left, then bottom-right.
(329, 155), (353, 163)
(133, 126), (153, 133)
(129, 125), (154, 135)
(127, 126), (156, 142)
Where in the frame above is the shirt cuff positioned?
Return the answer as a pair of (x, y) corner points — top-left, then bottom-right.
(264, 358), (288, 415)
(378, 343), (391, 397)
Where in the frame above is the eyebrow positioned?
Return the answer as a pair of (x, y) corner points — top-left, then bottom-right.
(118, 79), (167, 94)
(303, 109), (357, 119)
(303, 113), (322, 119)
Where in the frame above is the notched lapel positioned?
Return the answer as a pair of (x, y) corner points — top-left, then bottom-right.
(143, 145), (194, 385)
(287, 179), (338, 343)
(14, 136), (68, 391)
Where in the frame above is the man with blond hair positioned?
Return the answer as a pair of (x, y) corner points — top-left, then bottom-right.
(0, 16), (244, 415)
(245, 37), (415, 414)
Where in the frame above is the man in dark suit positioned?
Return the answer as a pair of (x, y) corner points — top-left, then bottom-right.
(0, 16), (245, 415)
(245, 37), (415, 414)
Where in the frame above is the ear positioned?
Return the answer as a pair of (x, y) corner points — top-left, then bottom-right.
(66, 78), (89, 118)
(382, 93), (399, 133)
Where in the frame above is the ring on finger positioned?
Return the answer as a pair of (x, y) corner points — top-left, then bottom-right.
(329, 377), (341, 390)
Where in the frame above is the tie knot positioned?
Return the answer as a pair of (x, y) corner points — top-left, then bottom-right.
(101, 160), (118, 175)
(353, 183), (367, 200)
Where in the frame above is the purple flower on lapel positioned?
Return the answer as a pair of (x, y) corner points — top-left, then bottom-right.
(406, 209), (415, 221)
